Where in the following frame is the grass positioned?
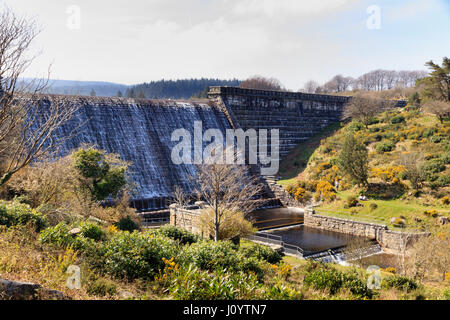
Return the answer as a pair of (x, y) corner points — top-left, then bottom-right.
(276, 108), (450, 235)
(316, 190), (450, 234)
(278, 122), (342, 182)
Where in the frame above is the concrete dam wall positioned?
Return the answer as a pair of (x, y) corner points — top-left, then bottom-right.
(41, 87), (402, 210)
(44, 96), (231, 210)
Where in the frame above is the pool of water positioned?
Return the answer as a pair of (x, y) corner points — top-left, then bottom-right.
(268, 225), (371, 253)
(247, 207), (304, 230)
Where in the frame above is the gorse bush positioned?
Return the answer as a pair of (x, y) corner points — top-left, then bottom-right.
(114, 215), (140, 232)
(39, 221), (98, 251)
(382, 276), (418, 292)
(39, 222), (73, 247)
(391, 115), (405, 124)
(304, 267), (372, 298)
(423, 159), (445, 175)
(101, 231), (178, 280)
(153, 225), (199, 245)
(182, 240), (240, 272)
(376, 140), (396, 153)
(80, 221), (105, 241)
(239, 243), (283, 264)
(0, 200), (46, 232)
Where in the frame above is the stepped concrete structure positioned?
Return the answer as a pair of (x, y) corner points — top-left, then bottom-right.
(208, 86), (351, 158)
(41, 87), (405, 211)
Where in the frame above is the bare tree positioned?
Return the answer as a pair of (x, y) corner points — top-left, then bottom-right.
(343, 236), (375, 267)
(398, 152), (425, 191)
(0, 7), (79, 186)
(423, 100), (450, 124)
(194, 149), (265, 241)
(239, 75), (285, 91)
(323, 75), (354, 93)
(341, 92), (394, 128)
(301, 80), (320, 93)
(172, 185), (188, 228)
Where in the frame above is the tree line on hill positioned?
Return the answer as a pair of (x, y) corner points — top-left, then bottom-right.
(123, 78), (240, 99)
(301, 70), (428, 94)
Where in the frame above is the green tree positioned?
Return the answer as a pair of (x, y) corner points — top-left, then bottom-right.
(90, 89), (96, 96)
(117, 90), (123, 97)
(417, 57), (450, 102)
(338, 134), (369, 186)
(137, 90), (146, 99)
(126, 88), (136, 98)
(72, 147), (127, 201)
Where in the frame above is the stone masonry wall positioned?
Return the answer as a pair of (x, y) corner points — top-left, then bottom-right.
(169, 203), (202, 235)
(304, 208), (429, 253)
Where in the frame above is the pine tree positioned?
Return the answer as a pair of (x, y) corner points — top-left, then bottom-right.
(90, 89), (96, 96)
(117, 90), (123, 97)
(126, 88), (136, 98)
(338, 134), (369, 186)
(137, 90), (146, 99)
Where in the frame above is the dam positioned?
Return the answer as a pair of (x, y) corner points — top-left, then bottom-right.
(46, 87), (360, 210)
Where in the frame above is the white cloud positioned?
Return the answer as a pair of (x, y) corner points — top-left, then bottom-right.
(233, 0), (352, 18)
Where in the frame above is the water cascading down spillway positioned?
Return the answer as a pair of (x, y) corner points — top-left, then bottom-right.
(38, 96), (233, 211)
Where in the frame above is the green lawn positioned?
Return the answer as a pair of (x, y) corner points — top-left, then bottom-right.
(316, 190), (450, 234)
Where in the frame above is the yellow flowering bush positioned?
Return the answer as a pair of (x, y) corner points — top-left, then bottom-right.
(314, 180), (336, 202)
(293, 187), (311, 203)
(371, 166), (406, 183)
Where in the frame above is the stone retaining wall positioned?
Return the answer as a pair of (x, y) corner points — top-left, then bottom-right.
(169, 203), (203, 235)
(304, 208), (430, 253)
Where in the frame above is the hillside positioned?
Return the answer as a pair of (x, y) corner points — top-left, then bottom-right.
(278, 106), (450, 235)
(127, 78), (241, 99)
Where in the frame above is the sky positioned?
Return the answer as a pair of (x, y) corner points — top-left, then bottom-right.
(3, 0), (450, 90)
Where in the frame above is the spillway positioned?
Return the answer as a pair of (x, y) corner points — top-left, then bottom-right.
(41, 96), (231, 207)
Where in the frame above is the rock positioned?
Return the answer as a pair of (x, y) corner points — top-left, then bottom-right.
(390, 217), (397, 224)
(438, 216), (448, 225)
(68, 227), (82, 236)
(119, 290), (134, 299)
(0, 279), (65, 300)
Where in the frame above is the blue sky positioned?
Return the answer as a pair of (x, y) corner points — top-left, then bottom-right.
(3, 0), (450, 90)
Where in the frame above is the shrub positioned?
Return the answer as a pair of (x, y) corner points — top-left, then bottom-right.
(239, 243), (282, 264)
(165, 265), (264, 300)
(376, 140), (396, 153)
(369, 203), (378, 211)
(347, 121), (364, 132)
(39, 222), (73, 247)
(435, 174), (450, 187)
(153, 225), (199, 245)
(391, 115), (405, 124)
(371, 166), (406, 183)
(442, 152), (450, 165)
(101, 231), (178, 280)
(383, 276), (418, 292)
(423, 159), (445, 174)
(86, 277), (117, 297)
(384, 267), (396, 274)
(423, 210), (438, 218)
(345, 195), (358, 208)
(293, 187), (312, 203)
(80, 221), (105, 241)
(183, 240), (240, 272)
(442, 196), (450, 205)
(443, 288), (450, 300)
(430, 135), (443, 143)
(314, 180), (336, 202)
(423, 127), (437, 138)
(0, 200), (47, 232)
(304, 267), (372, 298)
(114, 216), (140, 232)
